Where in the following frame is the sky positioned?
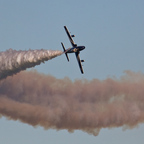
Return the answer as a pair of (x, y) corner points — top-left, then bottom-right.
(0, 0), (144, 143)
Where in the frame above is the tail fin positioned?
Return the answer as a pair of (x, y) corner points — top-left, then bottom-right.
(61, 42), (69, 61)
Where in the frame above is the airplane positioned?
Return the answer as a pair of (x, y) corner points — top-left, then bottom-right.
(61, 26), (85, 74)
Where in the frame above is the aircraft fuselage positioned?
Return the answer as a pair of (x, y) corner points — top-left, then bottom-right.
(67, 46), (85, 53)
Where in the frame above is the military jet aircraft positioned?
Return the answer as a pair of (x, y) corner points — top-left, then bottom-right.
(61, 26), (85, 74)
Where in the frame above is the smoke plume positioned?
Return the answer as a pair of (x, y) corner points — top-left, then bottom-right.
(0, 70), (144, 136)
(0, 49), (62, 80)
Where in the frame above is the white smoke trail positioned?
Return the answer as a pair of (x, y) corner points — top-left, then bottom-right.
(1, 49), (144, 136)
(0, 48), (63, 80)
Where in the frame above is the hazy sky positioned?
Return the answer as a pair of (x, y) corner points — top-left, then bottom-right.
(0, 0), (144, 144)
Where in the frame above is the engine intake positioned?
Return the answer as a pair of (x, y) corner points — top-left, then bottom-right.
(81, 60), (85, 62)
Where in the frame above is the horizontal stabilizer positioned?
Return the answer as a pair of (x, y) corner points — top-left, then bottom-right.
(61, 42), (69, 61)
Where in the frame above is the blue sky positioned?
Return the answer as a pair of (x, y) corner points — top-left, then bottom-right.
(0, 0), (144, 143)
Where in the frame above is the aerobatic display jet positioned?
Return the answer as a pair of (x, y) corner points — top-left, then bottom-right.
(61, 26), (85, 74)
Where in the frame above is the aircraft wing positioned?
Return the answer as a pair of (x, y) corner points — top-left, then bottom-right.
(64, 26), (77, 47)
(75, 52), (84, 74)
